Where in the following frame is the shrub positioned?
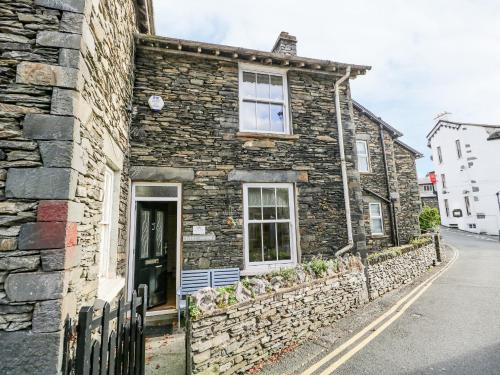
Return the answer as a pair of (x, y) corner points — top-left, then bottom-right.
(308, 257), (329, 277)
(419, 206), (441, 232)
(410, 236), (433, 247)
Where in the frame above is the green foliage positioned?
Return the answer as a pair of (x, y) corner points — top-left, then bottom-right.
(216, 285), (237, 308)
(270, 267), (297, 282)
(189, 299), (201, 320)
(308, 257), (329, 277)
(368, 236), (434, 265)
(367, 247), (403, 265)
(410, 236), (433, 247)
(419, 206), (441, 232)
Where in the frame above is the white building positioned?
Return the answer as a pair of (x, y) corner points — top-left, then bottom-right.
(427, 120), (500, 235)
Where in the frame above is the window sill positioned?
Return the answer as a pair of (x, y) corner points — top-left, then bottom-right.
(241, 263), (296, 276)
(370, 234), (388, 238)
(236, 132), (300, 141)
(97, 277), (125, 303)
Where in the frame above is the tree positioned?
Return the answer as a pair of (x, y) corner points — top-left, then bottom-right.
(419, 206), (441, 232)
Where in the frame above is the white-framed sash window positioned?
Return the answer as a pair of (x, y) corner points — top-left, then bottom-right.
(356, 140), (370, 172)
(243, 183), (297, 270)
(99, 166), (115, 278)
(369, 202), (384, 236)
(239, 63), (290, 134)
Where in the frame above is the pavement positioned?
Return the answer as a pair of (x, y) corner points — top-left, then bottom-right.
(260, 228), (500, 375)
(145, 328), (185, 375)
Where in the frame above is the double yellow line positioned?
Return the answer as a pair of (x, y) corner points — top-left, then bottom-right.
(302, 245), (459, 375)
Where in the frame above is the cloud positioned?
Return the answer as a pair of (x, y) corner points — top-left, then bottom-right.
(153, 0), (500, 175)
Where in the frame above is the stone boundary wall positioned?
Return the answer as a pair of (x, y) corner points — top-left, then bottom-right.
(187, 270), (368, 374)
(366, 242), (436, 299)
(187, 240), (438, 374)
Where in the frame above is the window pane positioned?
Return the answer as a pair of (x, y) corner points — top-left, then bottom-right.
(270, 104), (285, 132)
(270, 75), (284, 100)
(155, 211), (164, 256)
(277, 223), (291, 260)
(276, 188), (290, 219)
(371, 218), (383, 234)
(370, 204), (381, 216)
(262, 223), (277, 261)
(241, 100), (256, 131)
(135, 185), (178, 198)
(139, 210), (150, 259)
(357, 141), (367, 155)
(256, 102), (270, 131)
(358, 156), (369, 172)
(262, 188), (276, 220)
(256, 73), (270, 99)
(242, 72), (256, 97)
(248, 223), (262, 262)
(248, 188), (262, 220)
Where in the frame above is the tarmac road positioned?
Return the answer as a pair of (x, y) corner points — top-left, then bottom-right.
(332, 228), (500, 375)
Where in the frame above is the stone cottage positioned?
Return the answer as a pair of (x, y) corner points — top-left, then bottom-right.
(0, 1), (421, 373)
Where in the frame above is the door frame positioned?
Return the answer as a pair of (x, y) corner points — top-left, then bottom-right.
(127, 182), (182, 315)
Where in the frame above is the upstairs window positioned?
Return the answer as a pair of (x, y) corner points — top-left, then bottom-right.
(455, 139), (462, 158)
(441, 173), (446, 189)
(437, 146), (443, 163)
(356, 140), (370, 172)
(239, 65), (289, 134)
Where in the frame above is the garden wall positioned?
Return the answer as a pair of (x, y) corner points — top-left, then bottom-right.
(366, 240), (436, 299)
(187, 269), (368, 374)
(187, 239), (437, 374)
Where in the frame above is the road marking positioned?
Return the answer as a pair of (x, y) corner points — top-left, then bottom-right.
(302, 245), (459, 375)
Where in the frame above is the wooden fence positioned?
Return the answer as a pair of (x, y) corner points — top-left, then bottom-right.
(62, 285), (148, 375)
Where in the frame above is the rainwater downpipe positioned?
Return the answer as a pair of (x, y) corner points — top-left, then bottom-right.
(334, 66), (354, 257)
(379, 125), (400, 246)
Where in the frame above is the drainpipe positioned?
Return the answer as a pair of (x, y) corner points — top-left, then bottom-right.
(334, 66), (354, 257)
(379, 125), (400, 246)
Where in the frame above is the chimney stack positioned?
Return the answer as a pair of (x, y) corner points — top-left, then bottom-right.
(272, 31), (297, 56)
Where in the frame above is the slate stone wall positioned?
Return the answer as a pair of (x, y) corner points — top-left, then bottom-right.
(353, 108), (395, 250)
(366, 241), (436, 299)
(352, 106), (421, 250)
(131, 48), (366, 269)
(187, 269), (369, 374)
(0, 0), (137, 373)
(422, 195), (439, 211)
(394, 143), (422, 243)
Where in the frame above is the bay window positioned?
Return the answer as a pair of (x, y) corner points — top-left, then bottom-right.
(239, 64), (289, 134)
(243, 184), (296, 268)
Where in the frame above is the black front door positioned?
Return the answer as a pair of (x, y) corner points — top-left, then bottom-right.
(134, 202), (176, 308)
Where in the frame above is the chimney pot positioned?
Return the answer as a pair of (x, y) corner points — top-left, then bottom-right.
(272, 31), (297, 56)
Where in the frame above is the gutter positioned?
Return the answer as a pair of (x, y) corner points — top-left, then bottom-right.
(334, 66), (354, 257)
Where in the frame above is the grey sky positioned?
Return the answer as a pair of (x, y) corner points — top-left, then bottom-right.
(152, 0), (500, 176)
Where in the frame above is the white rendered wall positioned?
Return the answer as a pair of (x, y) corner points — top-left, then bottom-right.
(429, 125), (500, 235)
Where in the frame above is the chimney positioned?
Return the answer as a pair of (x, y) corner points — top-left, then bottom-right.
(272, 31), (297, 56)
